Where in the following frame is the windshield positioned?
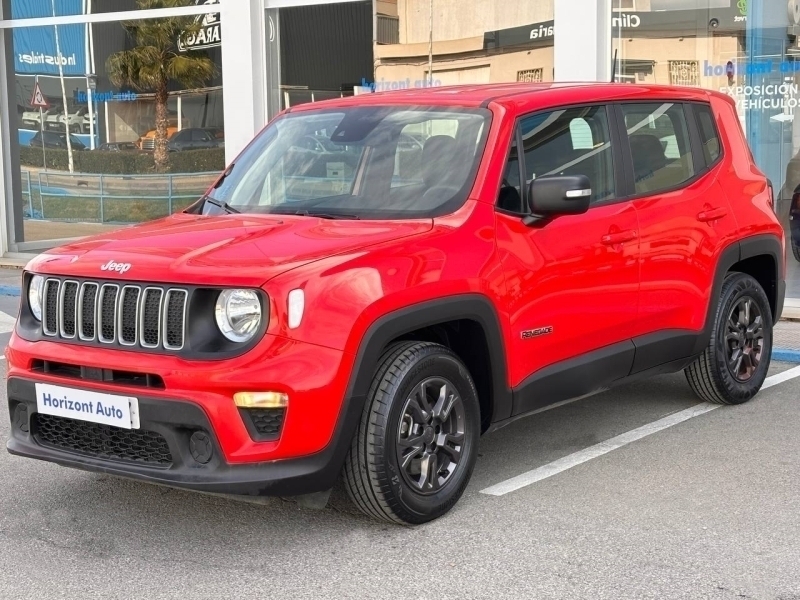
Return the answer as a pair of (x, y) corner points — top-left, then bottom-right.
(199, 105), (490, 219)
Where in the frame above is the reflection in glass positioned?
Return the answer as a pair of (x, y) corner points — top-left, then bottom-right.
(10, 8), (225, 247)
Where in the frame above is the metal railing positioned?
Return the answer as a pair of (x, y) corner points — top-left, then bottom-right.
(21, 170), (221, 224)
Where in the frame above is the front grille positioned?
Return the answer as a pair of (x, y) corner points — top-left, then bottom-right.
(34, 413), (173, 466)
(43, 277), (187, 352)
(141, 138), (155, 150)
(59, 281), (78, 338)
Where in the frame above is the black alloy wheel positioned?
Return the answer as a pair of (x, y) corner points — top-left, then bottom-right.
(396, 376), (466, 494)
(724, 296), (765, 383)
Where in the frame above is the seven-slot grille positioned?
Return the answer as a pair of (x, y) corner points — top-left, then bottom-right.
(42, 278), (187, 351)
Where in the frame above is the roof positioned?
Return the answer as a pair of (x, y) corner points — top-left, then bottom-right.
(287, 82), (715, 112)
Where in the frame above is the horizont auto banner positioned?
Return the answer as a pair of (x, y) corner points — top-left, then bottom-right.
(12, 0), (86, 76)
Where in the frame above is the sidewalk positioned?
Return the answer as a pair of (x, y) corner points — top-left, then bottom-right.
(773, 319), (800, 361)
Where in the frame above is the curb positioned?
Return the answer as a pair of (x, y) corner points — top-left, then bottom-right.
(773, 348), (800, 363)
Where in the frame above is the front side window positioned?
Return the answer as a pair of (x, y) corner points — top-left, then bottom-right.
(205, 106), (489, 219)
(519, 106), (615, 205)
(621, 103), (694, 195)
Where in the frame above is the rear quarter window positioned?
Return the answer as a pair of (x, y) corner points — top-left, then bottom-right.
(695, 104), (722, 165)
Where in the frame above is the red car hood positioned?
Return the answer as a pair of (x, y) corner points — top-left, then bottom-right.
(27, 213), (433, 286)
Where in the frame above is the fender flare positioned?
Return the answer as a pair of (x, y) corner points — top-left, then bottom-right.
(317, 294), (512, 485)
(692, 233), (784, 355)
(345, 294), (511, 419)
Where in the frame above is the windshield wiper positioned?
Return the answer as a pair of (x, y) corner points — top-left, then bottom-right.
(203, 196), (240, 214)
(277, 209), (360, 220)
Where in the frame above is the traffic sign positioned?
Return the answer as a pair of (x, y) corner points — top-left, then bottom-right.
(30, 82), (49, 109)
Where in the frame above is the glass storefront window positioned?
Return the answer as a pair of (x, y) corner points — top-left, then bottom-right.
(265, 1), (374, 120)
(611, 0), (800, 298)
(6, 1), (224, 250)
(265, 0), (556, 120)
(373, 0), (555, 91)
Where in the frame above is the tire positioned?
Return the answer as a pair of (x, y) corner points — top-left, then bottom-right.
(792, 241), (800, 263)
(343, 341), (480, 524)
(685, 272), (773, 405)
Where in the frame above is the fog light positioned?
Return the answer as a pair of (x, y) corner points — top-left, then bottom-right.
(189, 430), (213, 464)
(234, 391), (289, 409)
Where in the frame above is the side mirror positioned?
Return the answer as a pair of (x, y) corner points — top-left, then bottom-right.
(524, 175), (592, 226)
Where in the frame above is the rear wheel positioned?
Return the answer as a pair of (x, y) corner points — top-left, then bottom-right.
(343, 342), (480, 524)
(685, 272), (772, 405)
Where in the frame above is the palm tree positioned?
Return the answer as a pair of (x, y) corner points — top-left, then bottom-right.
(106, 0), (216, 172)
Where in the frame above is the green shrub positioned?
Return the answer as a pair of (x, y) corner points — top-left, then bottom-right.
(35, 194), (200, 223)
(167, 148), (226, 173)
(19, 146), (225, 175)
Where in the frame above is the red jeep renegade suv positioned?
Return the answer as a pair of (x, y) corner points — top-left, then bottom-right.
(6, 83), (784, 524)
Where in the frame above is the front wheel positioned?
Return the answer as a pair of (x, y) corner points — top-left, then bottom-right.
(343, 342), (480, 524)
(685, 272), (773, 405)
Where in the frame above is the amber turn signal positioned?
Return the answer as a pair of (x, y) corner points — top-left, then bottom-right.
(233, 391), (289, 409)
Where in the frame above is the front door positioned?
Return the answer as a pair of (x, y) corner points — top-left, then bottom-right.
(495, 105), (640, 415)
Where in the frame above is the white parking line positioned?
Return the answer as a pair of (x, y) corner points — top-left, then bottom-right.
(480, 366), (800, 497)
(0, 311), (15, 334)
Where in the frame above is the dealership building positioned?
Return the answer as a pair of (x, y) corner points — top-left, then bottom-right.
(0, 0), (799, 301)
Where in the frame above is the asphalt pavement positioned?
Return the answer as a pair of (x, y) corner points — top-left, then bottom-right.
(1, 276), (800, 599)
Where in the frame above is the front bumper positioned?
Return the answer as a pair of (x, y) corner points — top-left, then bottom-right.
(5, 330), (364, 496)
(7, 376), (359, 496)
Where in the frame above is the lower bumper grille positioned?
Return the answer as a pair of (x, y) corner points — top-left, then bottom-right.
(33, 413), (173, 466)
(239, 407), (285, 441)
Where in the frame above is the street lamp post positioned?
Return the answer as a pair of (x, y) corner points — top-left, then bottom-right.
(52, 0), (74, 173)
(87, 74), (97, 150)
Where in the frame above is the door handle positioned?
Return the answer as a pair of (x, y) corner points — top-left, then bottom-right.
(601, 230), (638, 245)
(697, 207), (728, 222)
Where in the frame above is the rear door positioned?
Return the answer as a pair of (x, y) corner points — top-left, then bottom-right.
(620, 101), (738, 370)
(495, 104), (640, 414)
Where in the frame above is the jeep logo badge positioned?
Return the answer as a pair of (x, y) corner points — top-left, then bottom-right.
(100, 260), (131, 274)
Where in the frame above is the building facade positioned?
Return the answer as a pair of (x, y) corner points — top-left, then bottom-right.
(0, 0), (799, 299)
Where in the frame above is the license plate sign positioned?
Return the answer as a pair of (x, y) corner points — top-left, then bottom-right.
(35, 383), (140, 430)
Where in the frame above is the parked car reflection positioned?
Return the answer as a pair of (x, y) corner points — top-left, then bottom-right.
(95, 142), (140, 152)
(29, 131), (86, 151)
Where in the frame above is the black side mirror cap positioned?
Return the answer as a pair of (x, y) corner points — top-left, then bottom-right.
(523, 175), (592, 226)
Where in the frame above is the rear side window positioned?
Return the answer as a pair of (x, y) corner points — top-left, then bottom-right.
(695, 104), (721, 165)
(621, 103), (694, 195)
(519, 105), (615, 204)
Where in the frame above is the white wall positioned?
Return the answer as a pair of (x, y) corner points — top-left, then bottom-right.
(554, 0), (611, 82)
(398, 0), (553, 44)
(220, 0), (268, 162)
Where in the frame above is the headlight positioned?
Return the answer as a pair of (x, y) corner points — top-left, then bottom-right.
(28, 275), (44, 321)
(214, 289), (262, 343)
